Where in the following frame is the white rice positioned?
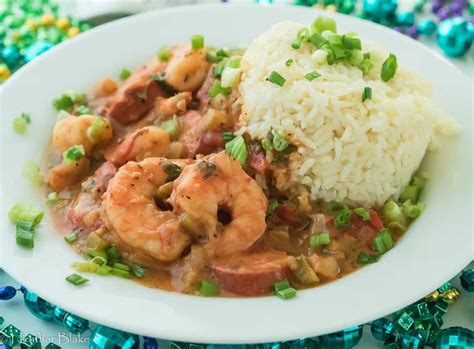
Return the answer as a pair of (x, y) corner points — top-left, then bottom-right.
(238, 21), (447, 206)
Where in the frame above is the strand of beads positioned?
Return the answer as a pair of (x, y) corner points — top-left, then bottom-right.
(0, 0), (90, 82)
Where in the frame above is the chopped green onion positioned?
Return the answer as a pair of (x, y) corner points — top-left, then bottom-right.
(130, 264), (146, 278)
(213, 61), (226, 78)
(291, 40), (301, 49)
(221, 67), (241, 88)
(91, 256), (107, 266)
(387, 221), (407, 234)
(206, 53), (224, 63)
(72, 262), (100, 273)
(16, 220), (35, 248)
(111, 268), (131, 279)
(402, 200), (425, 219)
(310, 232), (331, 247)
(86, 248), (107, 261)
(297, 28), (311, 42)
(71, 92), (86, 104)
(62, 145), (85, 165)
(198, 280), (220, 296)
(12, 114), (30, 134)
(273, 280), (291, 292)
(227, 55), (242, 68)
(357, 252), (380, 264)
(96, 265), (112, 276)
(113, 262), (131, 272)
(21, 113), (31, 123)
(267, 199), (278, 215)
(362, 86), (372, 102)
(66, 273), (89, 286)
(410, 176), (426, 190)
(374, 228), (393, 254)
(272, 132), (289, 152)
(222, 132), (234, 141)
(309, 33), (328, 48)
(106, 246), (121, 265)
(87, 232), (109, 251)
(261, 138), (273, 152)
(312, 16), (337, 34)
(75, 105), (91, 115)
(382, 200), (405, 224)
(208, 79), (231, 98)
(342, 35), (362, 50)
(53, 94), (74, 111)
(119, 68), (131, 81)
(399, 185), (420, 203)
(225, 135), (248, 167)
(159, 115), (181, 139)
(354, 207), (370, 221)
(22, 161), (43, 185)
(381, 53), (398, 82)
(216, 48), (229, 57)
(275, 287), (297, 300)
(266, 71), (286, 87)
(46, 192), (59, 204)
(157, 46), (171, 61)
(325, 201), (348, 215)
(285, 59), (294, 67)
(64, 232), (78, 244)
(8, 203), (44, 226)
(86, 117), (106, 144)
(335, 209), (352, 229)
(304, 71), (321, 81)
(359, 53), (374, 74)
(191, 34), (204, 50)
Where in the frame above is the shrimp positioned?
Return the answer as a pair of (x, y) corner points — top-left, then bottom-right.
(170, 151), (268, 258)
(106, 126), (170, 166)
(48, 157), (90, 192)
(156, 92), (192, 118)
(53, 114), (113, 155)
(102, 157), (192, 262)
(165, 43), (211, 92)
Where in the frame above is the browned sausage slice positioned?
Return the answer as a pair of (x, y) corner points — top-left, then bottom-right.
(212, 251), (290, 296)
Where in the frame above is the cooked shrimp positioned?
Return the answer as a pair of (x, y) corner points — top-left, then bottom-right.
(165, 44), (211, 92)
(48, 157), (90, 192)
(102, 157), (192, 262)
(170, 151), (268, 257)
(156, 92), (192, 118)
(106, 126), (170, 166)
(53, 114), (113, 155)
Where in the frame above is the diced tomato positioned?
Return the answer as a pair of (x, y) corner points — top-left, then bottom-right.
(368, 209), (384, 230)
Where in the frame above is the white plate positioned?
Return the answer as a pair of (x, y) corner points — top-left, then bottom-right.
(1, 4), (472, 344)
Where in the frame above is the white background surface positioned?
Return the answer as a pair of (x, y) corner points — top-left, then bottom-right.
(0, 1), (472, 348)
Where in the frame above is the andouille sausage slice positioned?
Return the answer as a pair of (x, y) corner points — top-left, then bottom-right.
(212, 251), (290, 296)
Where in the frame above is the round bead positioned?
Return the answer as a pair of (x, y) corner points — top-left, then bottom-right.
(56, 18), (70, 30)
(67, 27), (80, 37)
(460, 269), (474, 291)
(0, 344), (12, 349)
(53, 307), (69, 324)
(426, 290), (441, 302)
(449, 1), (465, 15)
(24, 40), (53, 62)
(397, 11), (416, 26)
(326, 4), (337, 11)
(143, 337), (158, 349)
(64, 313), (89, 334)
(401, 331), (424, 349)
(25, 19), (39, 30)
(338, 1), (356, 14)
(435, 327), (474, 349)
(89, 325), (140, 349)
(371, 318), (396, 341)
(41, 13), (55, 26)
(431, 0), (444, 13)
(408, 26), (420, 39)
(363, 0), (398, 22)
(438, 17), (473, 56)
(0, 286), (17, 300)
(22, 287), (55, 320)
(2, 45), (21, 67)
(418, 19), (437, 35)
(437, 6), (454, 20)
(320, 325), (364, 348)
(441, 288), (460, 304)
(0, 64), (11, 81)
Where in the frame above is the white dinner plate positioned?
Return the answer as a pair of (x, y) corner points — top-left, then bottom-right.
(1, 3), (472, 344)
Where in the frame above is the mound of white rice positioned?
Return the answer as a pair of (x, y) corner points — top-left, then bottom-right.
(238, 21), (445, 206)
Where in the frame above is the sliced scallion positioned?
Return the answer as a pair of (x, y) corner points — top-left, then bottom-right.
(157, 46), (171, 61)
(62, 145), (85, 165)
(275, 287), (297, 300)
(381, 53), (398, 82)
(225, 135), (248, 167)
(66, 273), (89, 286)
(8, 203), (44, 226)
(362, 86), (372, 102)
(310, 232), (331, 247)
(304, 71), (321, 81)
(272, 132), (289, 152)
(402, 200), (425, 219)
(357, 252), (380, 264)
(64, 232), (78, 244)
(191, 34), (204, 50)
(267, 198), (278, 215)
(16, 220), (35, 248)
(266, 71), (286, 87)
(208, 79), (231, 98)
(159, 115), (181, 139)
(119, 68), (131, 81)
(130, 264), (146, 278)
(198, 280), (220, 296)
(285, 59), (294, 67)
(354, 207), (370, 221)
(22, 161), (43, 185)
(227, 55), (242, 68)
(311, 16), (337, 34)
(335, 209), (352, 229)
(111, 268), (131, 279)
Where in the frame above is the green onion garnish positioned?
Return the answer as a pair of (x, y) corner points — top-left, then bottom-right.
(206, 53), (224, 63)
(159, 115), (181, 139)
(357, 252), (380, 264)
(285, 59), (294, 67)
(335, 209), (352, 229)
(72, 262), (100, 273)
(273, 280), (291, 292)
(374, 228), (393, 254)
(272, 132), (289, 152)
(113, 262), (131, 272)
(325, 201), (349, 215)
(16, 220), (35, 248)
(275, 287), (297, 300)
(354, 207), (370, 221)
(86, 117), (106, 144)
(22, 161), (43, 185)
(227, 56), (242, 68)
(311, 16), (337, 34)
(208, 79), (231, 98)
(297, 28), (311, 42)
(119, 68), (131, 81)
(53, 94), (74, 112)
(66, 273), (89, 286)
(106, 246), (121, 265)
(111, 268), (131, 279)
(8, 203), (44, 226)
(382, 200), (405, 223)
(96, 265), (112, 276)
(381, 53), (398, 82)
(12, 113), (31, 134)
(362, 86), (372, 102)
(213, 61), (226, 78)
(221, 67), (241, 88)
(64, 232), (78, 244)
(86, 248), (107, 261)
(342, 35), (361, 50)
(216, 48), (229, 57)
(75, 105), (91, 115)
(157, 46), (171, 61)
(266, 71), (286, 87)
(62, 145), (85, 165)
(267, 198), (278, 215)
(198, 280), (220, 296)
(130, 264), (146, 278)
(261, 138), (273, 152)
(222, 132), (234, 141)
(21, 113), (31, 123)
(402, 200), (425, 219)
(399, 185), (419, 203)
(46, 192), (59, 204)
(191, 34), (204, 50)
(291, 40), (301, 49)
(91, 256), (107, 266)
(310, 232), (331, 248)
(304, 71), (321, 81)
(225, 135), (248, 167)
